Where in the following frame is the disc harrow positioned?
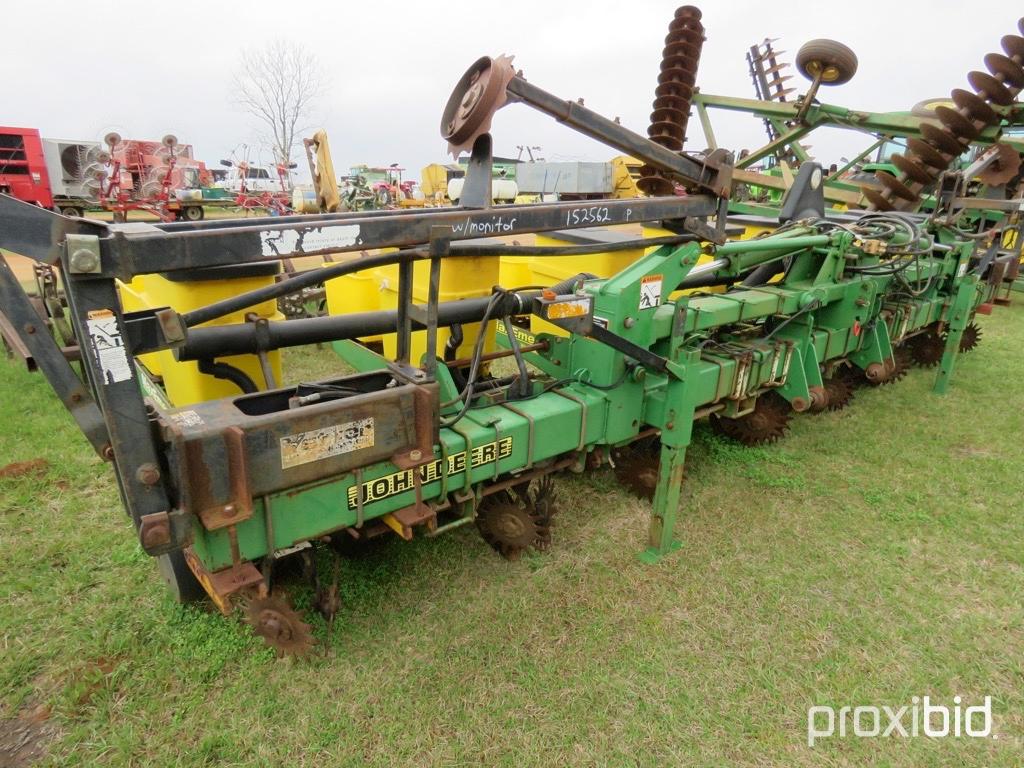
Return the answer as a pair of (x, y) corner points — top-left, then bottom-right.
(864, 16), (1024, 212)
(637, 5), (705, 196)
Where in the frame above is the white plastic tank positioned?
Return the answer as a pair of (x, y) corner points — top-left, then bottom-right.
(292, 188), (319, 213)
(447, 177), (518, 203)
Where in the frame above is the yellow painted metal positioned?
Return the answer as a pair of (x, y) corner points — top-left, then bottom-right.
(381, 513), (413, 540)
(118, 273), (283, 406)
(323, 254), (386, 343)
(305, 129), (341, 213)
(609, 155), (643, 198)
(375, 255), (500, 363)
(529, 228), (645, 336)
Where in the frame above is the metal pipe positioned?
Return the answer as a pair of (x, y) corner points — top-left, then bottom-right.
(506, 76), (725, 193)
(178, 271), (595, 360)
(715, 233), (829, 254)
(446, 341), (549, 368)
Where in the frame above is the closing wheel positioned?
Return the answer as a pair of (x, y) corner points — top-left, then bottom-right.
(182, 205), (204, 221)
(959, 321), (982, 352)
(60, 206), (84, 218)
(795, 39), (858, 85)
(156, 549), (207, 604)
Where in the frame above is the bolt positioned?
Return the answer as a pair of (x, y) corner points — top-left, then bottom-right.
(665, 421), (675, 430)
(69, 248), (99, 273)
(101, 445), (115, 461)
(140, 521), (170, 550)
(409, 449), (423, 461)
(70, 392), (82, 403)
(24, 324), (36, 334)
(223, 504), (237, 518)
(623, 317), (636, 328)
(136, 463), (161, 486)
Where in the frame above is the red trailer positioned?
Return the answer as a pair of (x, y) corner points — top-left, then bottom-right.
(0, 126), (53, 208)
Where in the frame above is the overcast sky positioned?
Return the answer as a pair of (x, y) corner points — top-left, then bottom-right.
(3, 1), (1020, 181)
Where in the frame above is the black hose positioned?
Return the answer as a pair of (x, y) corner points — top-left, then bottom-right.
(197, 359), (258, 394)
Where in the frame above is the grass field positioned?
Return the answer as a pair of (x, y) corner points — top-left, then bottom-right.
(1, 305), (1022, 766)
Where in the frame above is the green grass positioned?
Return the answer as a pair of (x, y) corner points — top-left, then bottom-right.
(1, 305), (1023, 766)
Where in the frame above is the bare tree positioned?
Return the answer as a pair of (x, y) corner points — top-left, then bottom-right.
(233, 40), (324, 167)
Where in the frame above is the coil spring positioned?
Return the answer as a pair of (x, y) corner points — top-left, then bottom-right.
(865, 17), (1024, 211)
(637, 6), (705, 196)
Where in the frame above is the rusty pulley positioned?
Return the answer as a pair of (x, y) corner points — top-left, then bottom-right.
(440, 54), (516, 156)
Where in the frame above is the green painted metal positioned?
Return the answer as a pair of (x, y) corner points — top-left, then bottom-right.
(185, 215), (991, 573)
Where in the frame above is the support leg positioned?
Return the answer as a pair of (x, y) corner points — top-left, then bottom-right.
(638, 441), (687, 564)
(933, 277), (977, 395)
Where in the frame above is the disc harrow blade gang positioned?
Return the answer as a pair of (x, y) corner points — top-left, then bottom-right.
(951, 88), (998, 125)
(876, 170), (918, 202)
(638, 5), (705, 195)
(906, 138), (951, 170)
(968, 70), (1014, 105)
(891, 153), (934, 184)
(984, 52), (1024, 88)
(934, 105), (981, 140)
(921, 123), (966, 155)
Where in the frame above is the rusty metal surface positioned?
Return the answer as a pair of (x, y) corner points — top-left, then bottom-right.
(183, 547), (263, 614)
(245, 594), (315, 657)
(976, 142), (1021, 185)
(865, 19), (1024, 212)
(638, 6), (705, 196)
(190, 426), (254, 531)
(441, 54), (516, 156)
(164, 372), (439, 523)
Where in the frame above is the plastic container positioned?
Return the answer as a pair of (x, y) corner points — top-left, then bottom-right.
(529, 227), (646, 336)
(117, 264), (284, 406)
(375, 254), (500, 363)
(323, 253), (388, 343)
(323, 242), (502, 364)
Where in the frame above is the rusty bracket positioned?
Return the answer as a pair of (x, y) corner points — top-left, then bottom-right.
(191, 426), (255, 530)
(184, 547), (263, 615)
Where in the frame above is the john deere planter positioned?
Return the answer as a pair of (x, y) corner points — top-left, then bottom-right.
(0, 7), (1013, 656)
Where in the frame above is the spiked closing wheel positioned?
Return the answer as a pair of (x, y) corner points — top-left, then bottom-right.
(611, 436), (662, 500)
(886, 346), (913, 384)
(907, 329), (946, 367)
(510, 475), (558, 552)
(477, 496), (540, 561)
(822, 375), (855, 411)
(245, 594), (315, 657)
(959, 321), (982, 353)
(711, 391), (792, 446)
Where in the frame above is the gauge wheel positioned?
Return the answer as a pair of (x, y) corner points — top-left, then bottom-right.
(796, 39), (858, 85)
